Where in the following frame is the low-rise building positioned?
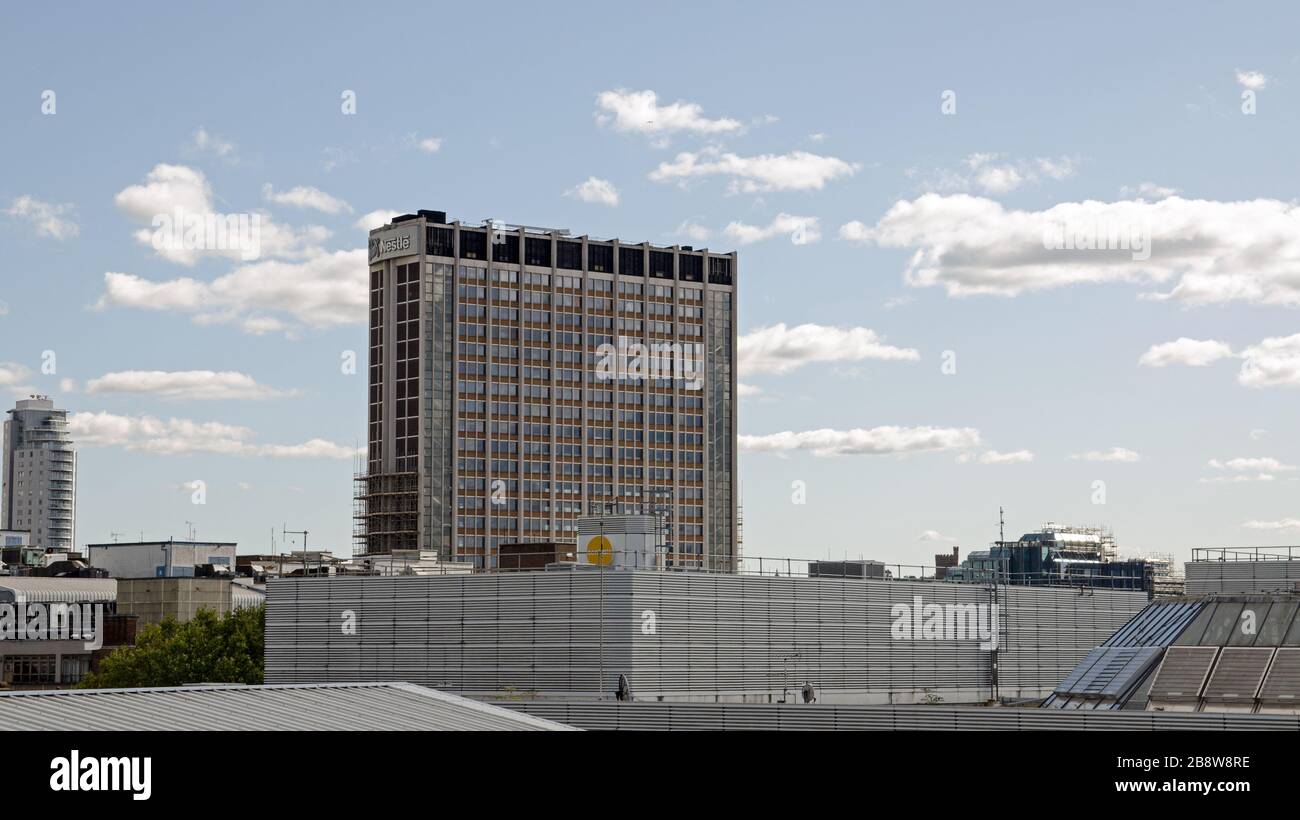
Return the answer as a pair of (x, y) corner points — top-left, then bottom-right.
(85, 539), (236, 578)
(115, 577), (265, 626)
(0, 577), (119, 688)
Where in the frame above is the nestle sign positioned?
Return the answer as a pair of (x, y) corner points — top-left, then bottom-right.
(369, 224), (419, 263)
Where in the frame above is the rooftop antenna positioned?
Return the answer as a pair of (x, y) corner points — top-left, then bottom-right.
(284, 524), (309, 573)
(185, 521), (196, 541)
(110, 531), (124, 544)
(999, 507), (1005, 543)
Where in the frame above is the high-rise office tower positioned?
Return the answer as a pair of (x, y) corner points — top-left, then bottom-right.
(357, 210), (737, 570)
(2, 395), (77, 550)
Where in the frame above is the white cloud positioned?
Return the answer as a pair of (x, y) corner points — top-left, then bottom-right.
(114, 164), (331, 265)
(918, 530), (958, 542)
(958, 449), (1034, 464)
(808, 133), (826, 143)
(906, 153), (1077, 196)
(595, 89), (742, 136)
(1236, 69), (1269, 91)
(355, 209), (401, 231)
(1208, 457), (1295, 472)
(1138, 338), (1235, 367)
(262, 184), (351, 215)
(843, 193), (1300, 304)
(737, 383), (762, 397)
(240, 316), (287, 336)
(191, 128), (236, 159)
(85, 370), (294, 401)
(675, 221), (712, 243)
(1070, 447), (1142, 463)
(1240, 334), (1300, 387)
(1121, 182), (1180, 199)
(94, 248), (367, 334)
(1250, 428), (1269, 441)
(565, 177), (620, 206)
(838, 220), (871, 242)
(1202, 473), (1276, 484)
(115, 163), (212, 222)
(1139, 333), (1300, 389)
(4, 195), (79, 239)
(416, 136), (442, 153)
(1243, 519), (1300, 531)
(741, 426), (982, 457)
(69, 411), (357, 459)
(650, 149), (859, 193)
(0, 362), (33, 388)
(723, 214), (820, 245)
(739, 323), (919, 375)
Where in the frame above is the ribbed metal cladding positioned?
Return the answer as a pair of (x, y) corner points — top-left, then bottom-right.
(266, 572), (1147, 703)
(497, 700), (1300, 731)
(1186, 560), (1300, 594)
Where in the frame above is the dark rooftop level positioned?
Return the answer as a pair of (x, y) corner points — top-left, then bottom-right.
(375, 210), (735, 285)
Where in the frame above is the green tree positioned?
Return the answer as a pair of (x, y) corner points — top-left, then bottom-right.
(78, 604), (265, 689)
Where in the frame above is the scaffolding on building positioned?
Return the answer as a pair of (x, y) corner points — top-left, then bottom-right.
(353, 472), (419, 556)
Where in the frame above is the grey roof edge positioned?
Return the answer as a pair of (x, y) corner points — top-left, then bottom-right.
(0, 682), (580, 731)
(384, 684), (581, 731)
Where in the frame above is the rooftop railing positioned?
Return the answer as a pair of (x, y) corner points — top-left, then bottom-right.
(1191, 546), (1300, 562)
(319, 548), (1153, 591)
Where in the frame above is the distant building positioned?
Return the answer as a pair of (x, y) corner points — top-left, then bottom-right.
(498, 542), (576, 571)
(358, 549), (473, 576)
(0, 577), (119, 687)
(950, 523), (1151, 590)
(2, 396), (77, 551)
(934, 547), (960, 580)
(356, 211), (738, 571)
(237, 550), (345, 581)
(85, 539), (237, 578)
(807, 559), (887, 580)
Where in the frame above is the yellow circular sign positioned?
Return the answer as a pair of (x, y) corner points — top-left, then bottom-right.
(586, 535), (613, 566)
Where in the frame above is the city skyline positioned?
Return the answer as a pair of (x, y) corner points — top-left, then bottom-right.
(4, 4), (1300, 567)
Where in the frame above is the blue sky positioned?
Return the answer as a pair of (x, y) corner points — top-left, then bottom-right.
(2, 2), (1299, 566)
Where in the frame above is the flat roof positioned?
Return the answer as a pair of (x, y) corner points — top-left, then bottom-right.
(0, 682), (576, 731)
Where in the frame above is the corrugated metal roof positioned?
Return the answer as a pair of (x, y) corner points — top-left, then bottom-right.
(230, 584), (265, 610)
(1148, 646), (1221, 701)
(0, 577), (117, 604)
(1103, 600), (1207, 647)
(0, 682), (576, 731)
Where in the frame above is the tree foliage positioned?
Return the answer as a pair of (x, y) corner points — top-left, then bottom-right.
(78, 604), (264, 689)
